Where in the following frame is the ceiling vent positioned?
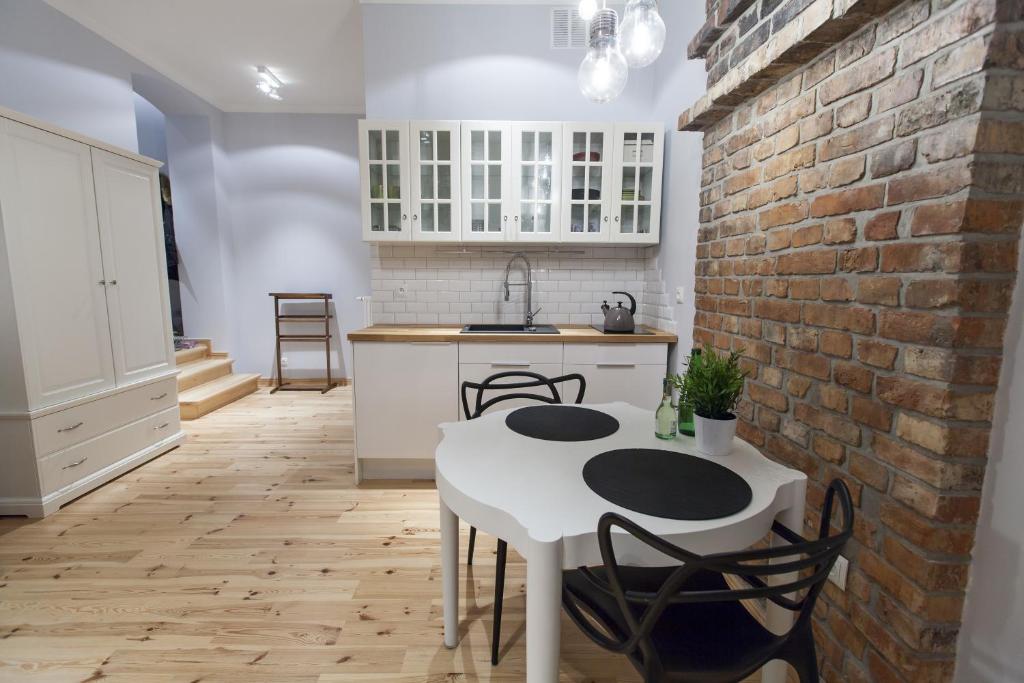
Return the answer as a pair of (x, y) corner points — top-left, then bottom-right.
(551, 8), (588, 50)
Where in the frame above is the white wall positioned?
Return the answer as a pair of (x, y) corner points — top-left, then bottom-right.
(220, 113), (369, 378)
(956, 221), (1024, 682)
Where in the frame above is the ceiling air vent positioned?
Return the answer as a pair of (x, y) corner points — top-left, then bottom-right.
(551, 8), (588, 50)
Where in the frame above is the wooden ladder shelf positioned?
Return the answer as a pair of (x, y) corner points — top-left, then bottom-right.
(269, 292), (335, 394)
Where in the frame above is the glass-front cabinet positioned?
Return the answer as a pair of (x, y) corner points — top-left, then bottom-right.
(612, 124), (664, 244)
(561, 123), (614, 242)
(410, 122), (461, 242)
(512, 122), (562, 243)
(358, 120), (411, 241)
(461, 122), (512, 242)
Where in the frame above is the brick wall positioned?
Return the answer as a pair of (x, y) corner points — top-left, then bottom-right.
(679, 0), (1024, 680)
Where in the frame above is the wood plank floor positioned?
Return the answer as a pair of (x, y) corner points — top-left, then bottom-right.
(0, 388), (762, 682)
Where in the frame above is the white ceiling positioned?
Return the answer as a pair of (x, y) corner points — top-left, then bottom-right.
(43, 0), (366, 114)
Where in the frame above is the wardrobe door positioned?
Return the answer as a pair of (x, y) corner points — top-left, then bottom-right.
(91, 149), (175, 386)
(0, 118), (116, 409)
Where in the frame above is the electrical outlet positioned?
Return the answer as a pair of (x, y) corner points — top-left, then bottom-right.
(280, 357), (288, 368)
(396, 283), (409, 300)
(828, 555), (849, 590)
(675, 287), (686, 304)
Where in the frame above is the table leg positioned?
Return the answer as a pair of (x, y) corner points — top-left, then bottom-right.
(440, 497), (459, 649)
(763, 482), (807, 683)
(526, 534), (563, 683)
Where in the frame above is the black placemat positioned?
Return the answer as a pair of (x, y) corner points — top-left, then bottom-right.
(505, 405), (620, 442)
(583, 449), (753, 520)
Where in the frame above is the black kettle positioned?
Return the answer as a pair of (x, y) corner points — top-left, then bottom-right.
(601, 291), (637, 333)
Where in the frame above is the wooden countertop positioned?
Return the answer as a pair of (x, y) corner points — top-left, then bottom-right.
(347, 324), (678, 344)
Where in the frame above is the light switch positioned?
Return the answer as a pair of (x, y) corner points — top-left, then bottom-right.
(675, 287), (686, 304)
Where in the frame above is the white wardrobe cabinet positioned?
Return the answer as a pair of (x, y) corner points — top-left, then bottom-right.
(0, 107), (183, 517)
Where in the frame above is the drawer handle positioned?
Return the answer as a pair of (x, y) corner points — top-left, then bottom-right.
(491, 361), (531, 367)
(596, 363), (637, 368)
(410, 342), (451, 346)
(154, 422), (170, 430)
(62, 456), (88, 470)
(58, 422), (84, 433)
(151, 393), (168, 401)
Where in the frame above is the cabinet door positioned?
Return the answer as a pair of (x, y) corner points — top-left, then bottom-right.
(461, 121), (512, 242)
(409, 121), (461, 242)
(611, 124), (664, 244)
(511, 122), (562, 243)
(564, 363), (667, 411)
(91, 149), (175, 386)
(561, 123), (614, 242)
(0, 119), (116, 409)
(359, 120), (411, 241)
(354, 342), (458, 460)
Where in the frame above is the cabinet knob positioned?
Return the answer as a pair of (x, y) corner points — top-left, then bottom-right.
(109, 279), (118, 285)
(615, 216), (620, 222)
(514, 216), (519, 222)
(412, 214), (418, 221)
(604, 216), (609, 223)
(402, 214), (408, 221)
(97, 280), (107, 286)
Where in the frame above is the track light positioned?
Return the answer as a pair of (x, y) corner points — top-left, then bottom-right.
(255, 66), (283, 101)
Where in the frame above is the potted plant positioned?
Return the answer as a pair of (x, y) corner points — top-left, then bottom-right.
(676, 345), (747, 456)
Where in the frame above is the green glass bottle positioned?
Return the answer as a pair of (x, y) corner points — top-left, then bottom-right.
(655, 377), (677, 440)
(678, 348), (701, 437)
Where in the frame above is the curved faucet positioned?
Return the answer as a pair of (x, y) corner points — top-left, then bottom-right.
(503, 252), (541, 329)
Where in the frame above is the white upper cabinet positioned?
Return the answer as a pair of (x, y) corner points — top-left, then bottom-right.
(359, 120), (663, 245)
(0, 118), (116, 409)
(91, 149), (175, 385)
(461, 121), (512, 242)
(561, 123), (614, 242)
(410, 122), (462, 242)
(611, 124), (664, 245)
(511, 122), (562, 243)
(359, 120), (411, 241)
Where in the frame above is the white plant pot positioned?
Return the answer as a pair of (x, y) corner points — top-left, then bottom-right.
(694, 414), (737, 456)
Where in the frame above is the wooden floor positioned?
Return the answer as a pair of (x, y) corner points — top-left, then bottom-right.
(0, 388), (761, 682)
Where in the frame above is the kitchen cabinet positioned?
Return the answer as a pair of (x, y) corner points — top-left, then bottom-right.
(458, 342), (564, 416)
(359, 119), (664, 245)
(563, 343), (669, 411)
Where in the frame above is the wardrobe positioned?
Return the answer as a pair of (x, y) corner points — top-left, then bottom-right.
(0, 107), (183, 517)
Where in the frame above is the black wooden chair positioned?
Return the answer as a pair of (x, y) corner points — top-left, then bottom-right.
(460, 370), (586, 666)
(562, 479), (854, 682)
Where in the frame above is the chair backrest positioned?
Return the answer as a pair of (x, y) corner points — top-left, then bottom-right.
(566, 479), (854, 673)
(460, 370), (587, 420)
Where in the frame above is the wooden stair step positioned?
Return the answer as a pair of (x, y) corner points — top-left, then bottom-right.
(174, 342), (209, 365)
(178, 373), (260, 420)
(177, 357), (233, 392)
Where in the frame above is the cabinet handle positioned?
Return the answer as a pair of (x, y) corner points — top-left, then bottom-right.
(109, 279), (118, 286)
(410, 342), (451, 346)
(596, 363), (637, 368)
(154, 422), (170, 430)
(491, 361), (531, 368)
(58, 422), (84, 433)
(97, 280), (107, 286)
(62, 456), (88, 470)
(151, 393), (168, 401)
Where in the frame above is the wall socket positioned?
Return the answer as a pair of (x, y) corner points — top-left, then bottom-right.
(396, 283), (409, 300)
(280, 357), (288, 368)
(675, 286), (686, 304)
(828, 555), (849, 590)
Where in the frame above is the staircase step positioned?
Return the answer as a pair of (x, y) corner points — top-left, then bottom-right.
(178, 373), (260, 420)
(174, 342), (209, 365)
(177, 357), (233, 392)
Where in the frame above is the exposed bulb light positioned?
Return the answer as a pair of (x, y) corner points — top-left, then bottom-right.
(577, 0), (599, 21)
(620, 0), (666, 68)
(578, 8), (628, 103)
(255, 65), (283, 101)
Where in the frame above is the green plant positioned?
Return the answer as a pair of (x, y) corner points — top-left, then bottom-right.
(673, 345), (748, 420)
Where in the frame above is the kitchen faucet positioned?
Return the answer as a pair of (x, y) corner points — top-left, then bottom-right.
(503, 251), (541, 329)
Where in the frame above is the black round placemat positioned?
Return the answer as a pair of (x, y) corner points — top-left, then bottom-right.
(505, 405), (620, 442)
(583, 449), (753, 520)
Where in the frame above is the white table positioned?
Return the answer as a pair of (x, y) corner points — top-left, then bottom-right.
(435, 402), (807, 683)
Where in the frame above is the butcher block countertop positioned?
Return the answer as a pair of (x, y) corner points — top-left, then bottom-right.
(347, 324), (678, 344)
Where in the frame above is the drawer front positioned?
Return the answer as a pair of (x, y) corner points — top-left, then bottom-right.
(564, 363), (668, 411)
(32, 376), (177, 457)
(458, 362), (565, 418)
(39, 406), (180, 495)
(563, 342), (667, 366)
(458, 342), (562, 366)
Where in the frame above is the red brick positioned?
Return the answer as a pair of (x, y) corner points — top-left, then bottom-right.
(764, 145), (816, 180)
(821, 330), (853, 357)
(764, 433), (819, 474)
(852, 395), (893, 430)
(829, 156), (867, 187)
(896, 413), (989, 458)
(837, 93), (872, 128)
(834, 361), (874, 393)
(820, 384), (848, 413)
(840, 247), (879, 273)
(824, 218), (857, 244)
(789, 279), (821, 300)
(755, 298), (801, 323)
(850, 451), (889, 491)
(724, 166), (761, 195)
(877, 68), (924, 112)
(820, 116), (895, 161)
(795, 402), (862, 446)
(776, 250), (837, 274)
(879, 310), (953, 345)
(880, 243), (959, 273)
(749, 383), (788, 411)
(779, 349), (831, 380)
(857, 277), (901, 306)
(804, 303), (876, 334)
(879, 500), (975, 555)
(865, 211), (900, 240)
(759, 201), (809, 228)
(766, 228), (793, 251)
(870, 139), (917, 178)
(813, 433), (845, 464)
(891, 474), (982, 525)
(792, 224), (823, 247)
(821, 278), (854, 302)
(819, 47), (897, 105)
(810, 185), (886, 217)
(874, 433), (984, 490)
(857, 339), (899, 369)
(887, 164), (971, 205)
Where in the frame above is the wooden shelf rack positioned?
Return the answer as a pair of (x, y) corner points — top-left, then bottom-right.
(269, 292), (335, 394)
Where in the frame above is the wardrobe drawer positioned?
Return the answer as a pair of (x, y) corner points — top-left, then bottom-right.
(38, 406), (180, 495)
(563, 343), (667, 367)
(458, 342), (562, 365)
(31, 376), (177, 457)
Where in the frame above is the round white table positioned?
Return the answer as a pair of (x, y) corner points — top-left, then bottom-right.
(435, 402), (807, 683)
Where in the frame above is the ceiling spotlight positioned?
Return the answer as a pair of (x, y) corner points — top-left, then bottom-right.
(267, 90), (282, 101)
(578, 0), (598, 21)
(256, 65), (282, 89)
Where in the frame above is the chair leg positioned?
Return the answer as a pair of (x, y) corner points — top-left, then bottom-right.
(468, 526), (477, 566)
(491, 539), (508, 666)
(786, 645), (819, 683)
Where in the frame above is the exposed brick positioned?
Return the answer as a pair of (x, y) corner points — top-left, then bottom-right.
(764, 144), (816, 180)
(877, 68), (924, 112)
(887, 163), (972, 205)
(759, 201), (809, 228)
(829, 155), (867, 187)
(821, 277), (854, 301)
(804, 302), (876, 334)
(895, 78), (984, 137)
(795, 401), (862, 446)
(790, 278), (821, 300)
(857, 276), (901, 306)
(857, 339), (899, 369)
(840, 246), (879, 273)
(824, 218), (858, 244)
(821, 116), (895, 161)
(865, 211), (900, 240)
(777, 249), (837, 274)
(852, 395), (893, 430)
(792, 224), (823, 248)
(755, 298), (802, 323)
(820, 330), (853, 357)
(834, 361), (874, 393)
(779, 350), (831, 381)
(819, 47), (897, 105)
(870, 139), (918, 178)
(896, 413), (989, 458)
(837, 93), (872, 128)
(810, 184), (886, 217)
(749, 382), (789, 411)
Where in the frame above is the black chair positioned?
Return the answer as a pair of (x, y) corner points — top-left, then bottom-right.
(562, 479), (854, 682)
(460, 370), (586, 666)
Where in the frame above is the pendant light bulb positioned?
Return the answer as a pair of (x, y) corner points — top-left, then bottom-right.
(577, 0), (599, 21)
(578, 9), (629, 104)
(620, 0), (666, 68)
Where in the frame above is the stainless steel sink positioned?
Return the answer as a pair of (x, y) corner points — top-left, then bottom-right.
(460, 324), (560, 335)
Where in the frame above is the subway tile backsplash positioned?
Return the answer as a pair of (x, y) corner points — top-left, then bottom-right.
(369, 244), (675, 331)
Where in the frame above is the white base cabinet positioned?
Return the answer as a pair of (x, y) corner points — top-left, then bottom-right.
(353, 340), (668, 480)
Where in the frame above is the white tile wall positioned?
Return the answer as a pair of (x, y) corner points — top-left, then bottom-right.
(369, 244), (676, 331)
